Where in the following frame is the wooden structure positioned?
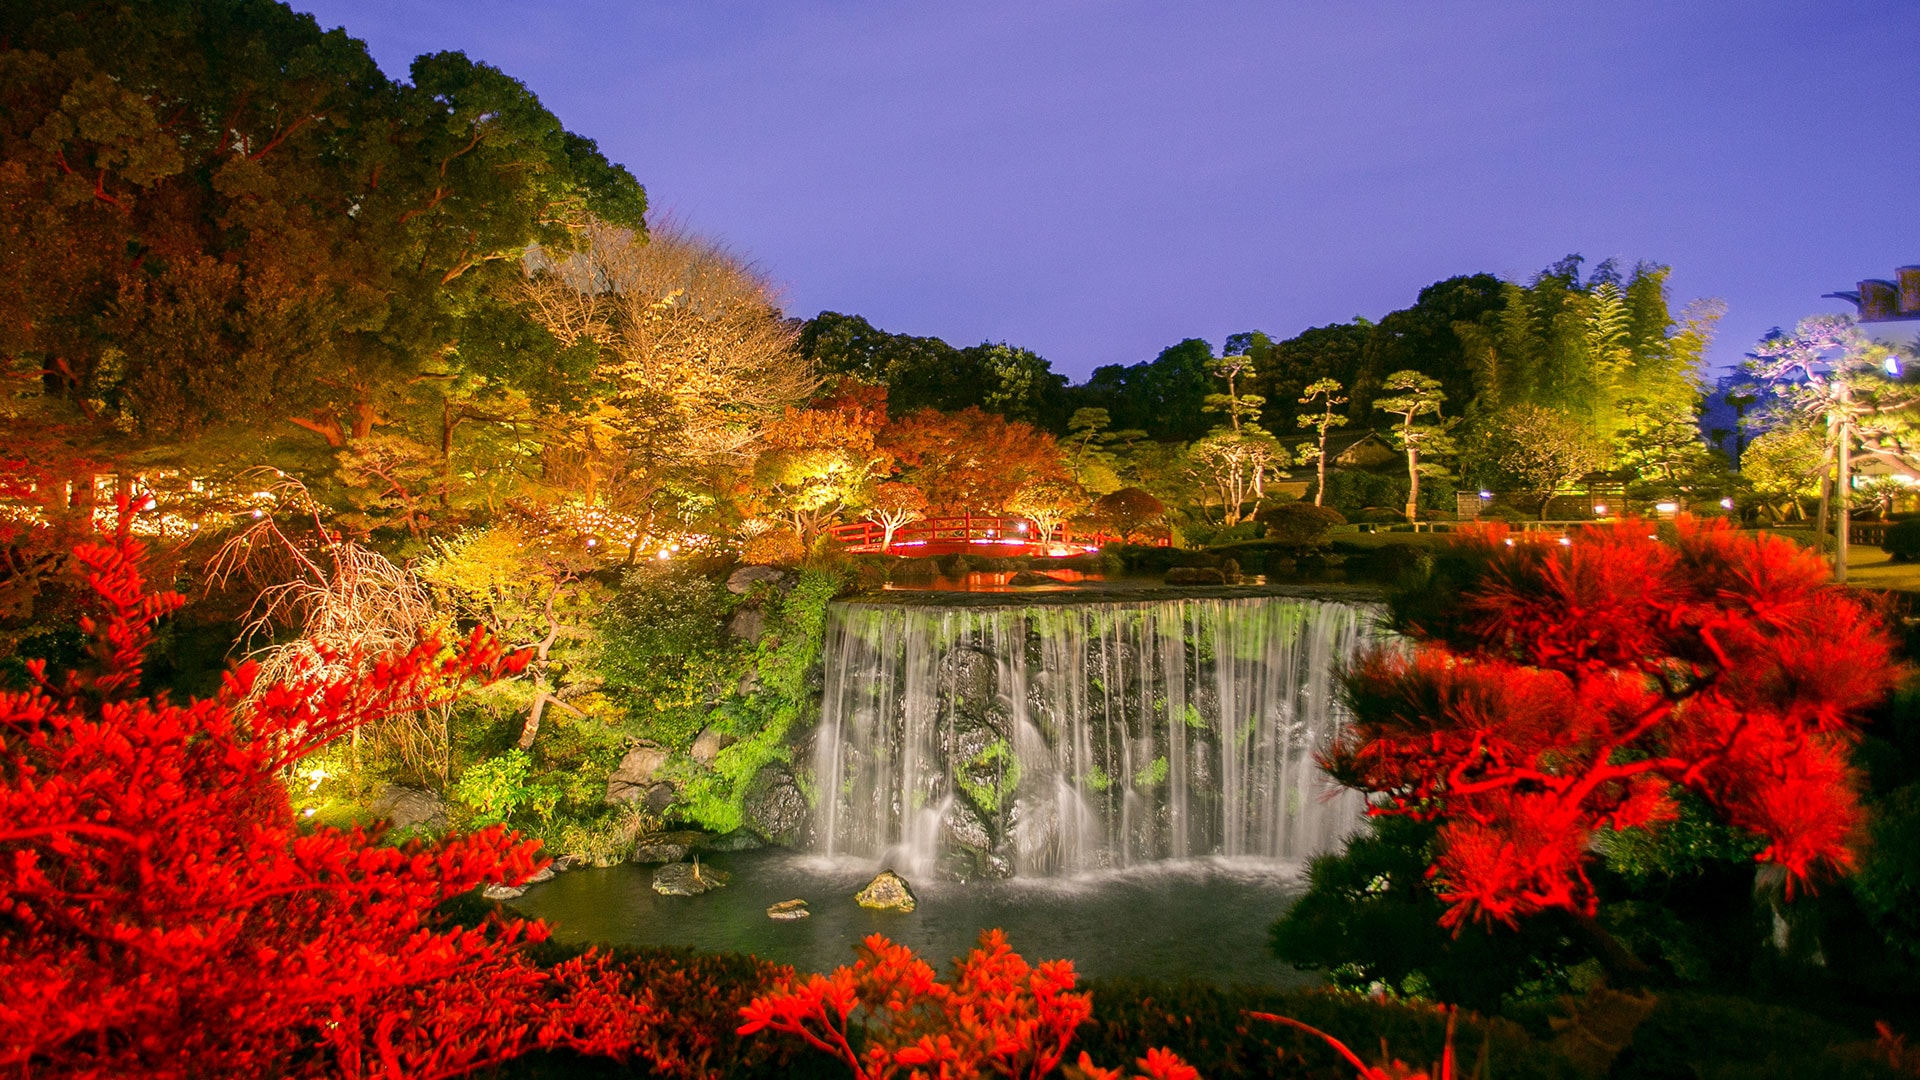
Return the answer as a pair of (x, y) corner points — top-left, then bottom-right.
(826, 513), (1164, 556)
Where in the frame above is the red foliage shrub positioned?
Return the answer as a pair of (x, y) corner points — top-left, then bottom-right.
(0, 538), (655, 1078)
(1328, 519), (1901, 928)
(738, 929), (1193, 1080)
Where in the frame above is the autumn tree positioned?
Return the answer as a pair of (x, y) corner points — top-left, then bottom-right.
(420, 521), (604, 752)
(1091, 487), (1166, 543)
(881, 407), (1068, 513)
(751, 381), (892, 544)
(1296, 378), (1350, 506)
(1375, 371), (1452, 522)
(1, 538), (654, 1077)
(525, 222), (818, 554)
(864, 481), (929, 551)
(1326, 519), (1899, 942)
(1007, 479), (1089, 543)
(1476, 404), (1608, 519)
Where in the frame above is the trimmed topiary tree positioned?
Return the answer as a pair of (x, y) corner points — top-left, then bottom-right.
(1256, 502), (1347, 545)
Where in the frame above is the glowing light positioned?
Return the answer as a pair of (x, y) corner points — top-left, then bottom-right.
(656, 549), (671, 560)
(1504, 538), (1515, 546)
(305, 768), (328, 793)
(1887, 356), (1903, 377)
(1478, 490), (1493, 500)
(1558, 536), (1572, 546)
(1592, 504), (1608, 515)
(302, 807), (317, 817)
(251, 509), (265, 519)
(585, 537), (597, 547)
(1720, 497), (1735, 509)
(1655, 502), (1679, 514)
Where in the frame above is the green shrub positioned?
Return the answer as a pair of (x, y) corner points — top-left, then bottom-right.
(597, 565), (737, 748)
(1257, 502), (1347, 545)
(1270, 817), (1590, 1013)
(1076, 980), (1575, 1080)
(452, 749), (562, 827)
(1883, 518), (1920, 561)
(674, 565), (848, 834)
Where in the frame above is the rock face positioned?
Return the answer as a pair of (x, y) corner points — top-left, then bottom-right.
(691, 726), (737, 766)
(371, 784), (447, 831)
(726, 606), (768, 645)
(605, 745), (670, 805)
(652, 860), (731, 897)
(630, 830), (706, 864)
(726, 565), (792, 595)
(855, 870), (917, 912)
(766, 899), (810, 921)
(743, 766), (809, 845)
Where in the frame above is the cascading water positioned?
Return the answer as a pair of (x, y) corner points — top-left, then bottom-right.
(811, 594), (1380, 880)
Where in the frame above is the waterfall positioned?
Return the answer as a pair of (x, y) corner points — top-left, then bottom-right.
(811, 595), (1379, 879)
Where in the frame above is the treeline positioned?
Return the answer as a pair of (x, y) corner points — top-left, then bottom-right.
(800, 254), (1722, 511)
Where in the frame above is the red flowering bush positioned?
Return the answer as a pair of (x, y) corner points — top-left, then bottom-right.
(0, 538), (654, 1078)
(738, 929), (1194, 1080)
(1328, 518), (1900, 928)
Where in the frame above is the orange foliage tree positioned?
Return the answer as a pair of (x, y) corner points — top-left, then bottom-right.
(880, 407), (1068, 514)
(0, 537), (658, 1078)
(1326, 519), (1900, 930)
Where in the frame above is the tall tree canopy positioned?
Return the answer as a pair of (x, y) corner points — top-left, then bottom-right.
(0, 0), (644, 463)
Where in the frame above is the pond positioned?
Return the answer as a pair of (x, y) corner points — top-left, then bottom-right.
(508, 848), (1320, 986)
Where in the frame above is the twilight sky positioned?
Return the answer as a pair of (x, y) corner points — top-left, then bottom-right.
(297, 1), (1919, 380)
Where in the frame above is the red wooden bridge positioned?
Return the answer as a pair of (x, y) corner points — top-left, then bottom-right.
(826, 513), (1162, 557)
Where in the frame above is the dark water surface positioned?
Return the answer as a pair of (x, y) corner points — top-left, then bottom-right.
(509, 848), (1318, 987)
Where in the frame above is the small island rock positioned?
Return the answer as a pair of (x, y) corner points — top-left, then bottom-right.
(766, 899), (810, 921)
(652, 860), (731, 897)
(855, 869), (917, 912)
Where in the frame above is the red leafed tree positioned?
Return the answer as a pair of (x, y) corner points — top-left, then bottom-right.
(880, 407), (1068, 514)
(739, 929), (1193, 1080)
(1326, 518), (1900, 930)
(0, 537), (652, 1078)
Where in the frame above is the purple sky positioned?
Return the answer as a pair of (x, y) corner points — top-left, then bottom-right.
(297, 1), (1919, 380)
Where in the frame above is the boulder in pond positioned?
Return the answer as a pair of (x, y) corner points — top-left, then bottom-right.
(652, 859), (731, 897)
(855, 869), (917, 912)
(766, 899), (810, 921)
(1006, 570), (1060, 587)
(481, 883), (526, 901)
(1164, 566), (1226, 586)
(891, 557), (942, 579)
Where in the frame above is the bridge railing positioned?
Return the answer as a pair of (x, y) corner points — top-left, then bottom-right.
(825, 513), (1165, 553)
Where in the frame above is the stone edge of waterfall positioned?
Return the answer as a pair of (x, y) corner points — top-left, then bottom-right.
(845, 581), (1389, 609)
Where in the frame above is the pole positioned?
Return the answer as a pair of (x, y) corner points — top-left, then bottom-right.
(1836, 389), (1852, 583)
